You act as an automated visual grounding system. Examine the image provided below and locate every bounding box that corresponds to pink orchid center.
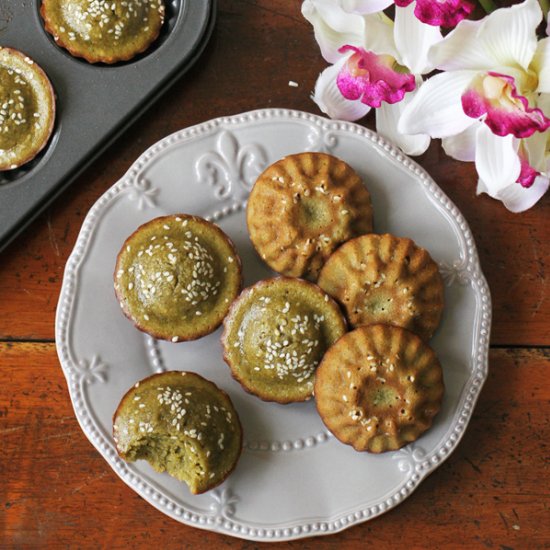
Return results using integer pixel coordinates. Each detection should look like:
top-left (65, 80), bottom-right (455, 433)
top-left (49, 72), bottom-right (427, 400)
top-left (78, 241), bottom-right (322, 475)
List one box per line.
top-left (336, 45), bottom-right (416, 109)
top-left (394, 0), bottom-right (474, 27)
top-left (462, 72), bottom-right (550, 139)
top-left (516, 153), bottom-right (539, 188)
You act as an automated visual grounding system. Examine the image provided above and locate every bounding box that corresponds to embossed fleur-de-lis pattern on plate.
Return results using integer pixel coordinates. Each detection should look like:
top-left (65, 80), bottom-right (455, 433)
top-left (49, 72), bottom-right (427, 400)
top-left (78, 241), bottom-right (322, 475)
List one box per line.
top-left (305, 126), bottom-right (338, 154)
top-left (391, 443), bottom-right (426, 473)
top-left (73, 355), bottom-right (108, 385)
top-left (195, 130), bottom-right (267, 199)
top-left (439, 260), bottom-right (471, 287)
top-left (209, 488), bottom-right (239, 519)
top-left (126, 178), bottom-right (159, 210)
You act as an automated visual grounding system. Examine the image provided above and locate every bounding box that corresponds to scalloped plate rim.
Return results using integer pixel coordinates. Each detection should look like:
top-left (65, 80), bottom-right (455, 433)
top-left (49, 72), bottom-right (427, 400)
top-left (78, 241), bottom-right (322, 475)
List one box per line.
top-left (55, 108), bottom-right (492, 541)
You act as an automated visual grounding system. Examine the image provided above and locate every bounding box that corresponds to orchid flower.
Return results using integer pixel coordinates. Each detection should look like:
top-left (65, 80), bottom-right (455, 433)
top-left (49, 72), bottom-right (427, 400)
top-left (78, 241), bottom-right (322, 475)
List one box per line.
top-left (394, 0), bottom-right (473, 27)
top-left (338, 0), bottom-right (393, 16)
top-left (302, 0), bottom-right (442, 155)
top-left (341, 0), bottom-right (474, 27)
top-left (399, 0), bottom-right (550, 211)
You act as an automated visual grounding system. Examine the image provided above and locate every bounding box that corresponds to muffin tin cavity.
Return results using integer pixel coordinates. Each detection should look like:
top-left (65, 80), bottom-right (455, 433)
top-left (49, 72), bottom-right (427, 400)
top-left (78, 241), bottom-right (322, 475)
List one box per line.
top-left (0, 125), bottom-right (60, 186)
top-left (0, 0), bottom-right (214, 250)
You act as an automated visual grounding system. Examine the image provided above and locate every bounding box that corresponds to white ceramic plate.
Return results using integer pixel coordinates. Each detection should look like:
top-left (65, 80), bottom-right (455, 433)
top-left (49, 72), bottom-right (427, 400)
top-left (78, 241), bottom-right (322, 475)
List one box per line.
top-left (56, 109), bottom-right (491, 541)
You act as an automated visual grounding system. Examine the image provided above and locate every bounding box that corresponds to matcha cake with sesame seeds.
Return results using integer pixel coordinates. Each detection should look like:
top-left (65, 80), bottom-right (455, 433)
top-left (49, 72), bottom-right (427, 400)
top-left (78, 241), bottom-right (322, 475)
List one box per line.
top-left (246, 152), bottom-right (373, 281)
top-left (221, 277), bottom-right (347, 403)
top-left (41, 0), bottom-right (165, 64)
top-left (114, 214), bottom-right (242, 342)
top-left (318, 233), bottom-right (444, 341)
top-left (113, 371), bottom-right (243, 494)
top-left (0, 48), bottom-right (55, 172)
top-left (315, 324), bottom-right (444, 453)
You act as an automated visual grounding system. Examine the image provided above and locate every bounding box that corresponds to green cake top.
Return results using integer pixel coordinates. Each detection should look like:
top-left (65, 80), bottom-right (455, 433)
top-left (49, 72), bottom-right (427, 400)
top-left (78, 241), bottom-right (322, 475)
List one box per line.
top-left (114, 214), bottom-right (242, 342)
top-left (222, 277), bottom-right (347, 403)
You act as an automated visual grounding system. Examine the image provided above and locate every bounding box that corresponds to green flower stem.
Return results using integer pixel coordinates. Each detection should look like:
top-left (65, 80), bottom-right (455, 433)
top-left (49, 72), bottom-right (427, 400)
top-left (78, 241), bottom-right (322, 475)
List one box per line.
top-left (539, 0), bottom-right (549, 20)
top-left (478, 0), bottom-right (497, 14)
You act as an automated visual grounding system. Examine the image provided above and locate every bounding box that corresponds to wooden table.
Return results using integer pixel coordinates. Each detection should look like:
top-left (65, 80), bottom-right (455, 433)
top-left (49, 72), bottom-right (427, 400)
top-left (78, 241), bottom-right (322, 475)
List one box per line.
top-left (2, 1), bottom-right (549, 547)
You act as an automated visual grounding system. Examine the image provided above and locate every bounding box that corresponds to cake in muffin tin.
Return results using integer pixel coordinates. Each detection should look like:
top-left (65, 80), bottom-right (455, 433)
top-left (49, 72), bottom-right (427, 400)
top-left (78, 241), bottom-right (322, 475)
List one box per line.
top-left (41, 0), bottom-right (166, 64)
top-left (0, 48), bottom-right (56, 171)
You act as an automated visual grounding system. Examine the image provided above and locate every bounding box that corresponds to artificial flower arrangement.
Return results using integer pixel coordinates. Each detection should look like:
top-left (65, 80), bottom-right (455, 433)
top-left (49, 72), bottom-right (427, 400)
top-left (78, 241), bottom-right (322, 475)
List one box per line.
top-left (302, 0), bottom-right (550, 212)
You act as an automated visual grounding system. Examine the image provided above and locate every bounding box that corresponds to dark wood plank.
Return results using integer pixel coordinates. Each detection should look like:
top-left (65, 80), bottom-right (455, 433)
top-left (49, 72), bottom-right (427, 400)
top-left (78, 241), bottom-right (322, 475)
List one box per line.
top-left (2, 343), bottom-right (549, 548)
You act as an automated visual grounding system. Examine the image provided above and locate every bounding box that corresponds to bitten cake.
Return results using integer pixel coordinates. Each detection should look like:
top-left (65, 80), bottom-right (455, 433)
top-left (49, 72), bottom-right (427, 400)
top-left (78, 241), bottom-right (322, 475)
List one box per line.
top-left (113, 371), bottom-right (243, 494)
top-left (315, 324), bottom-right (444, 453)
top-left (247, 152), bottom-right (373, 281)
top-left (221, 277), bottom-right (347, 403)
top-left (317, 233), bottom-right (444, 341)
top-left (114, 214), bottom-right (242, 342)
top-left (41, 0), bottom-right (165, 64)
top-left (0, 48), bottom-right (55, 171)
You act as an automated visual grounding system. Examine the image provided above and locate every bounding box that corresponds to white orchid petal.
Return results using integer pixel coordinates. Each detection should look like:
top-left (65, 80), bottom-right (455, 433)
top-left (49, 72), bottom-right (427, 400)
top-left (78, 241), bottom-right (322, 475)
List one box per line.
top-left (376, 85), bottom-right (430, 156)
top-left (302, 0), bottom-right (365, 34)
top-left (536, 91), bottom-right (550, 115)
top-left (393, 4), bottom-right (442, 74)
top-left (430, 0), bottom-right (541, 71)
top-left (441, 123), bottom-right (479, 161)
top-left (341, 0), bottom-right (393, 15)
top-left (532, 38), bottom-right (550, 93)
top-left (398, 70), bottom-right (477, 138)
top-left (361, 13), bottom-right (400, 59)
top-left (476, 177), bottom-right (489, 195)
top-left (479, 174), bottom-right (550, 212)
top-left (523, 128), bottom-right (550, 172)
top-left (429, 20), bottom-right (492, 70)
top-left (474, 125), bottom-right (521, 195)
top-left (302, 0), bottom-right (366, 62)
top-left (313, 60), bottom-right (372, 121)
top-left (528, 96), bottom-right (550, 172)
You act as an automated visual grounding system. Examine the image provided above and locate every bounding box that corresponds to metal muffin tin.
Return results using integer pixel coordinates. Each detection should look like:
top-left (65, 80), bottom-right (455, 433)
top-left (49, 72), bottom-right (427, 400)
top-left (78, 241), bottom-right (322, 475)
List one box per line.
top-left (0, 0), bottom-right (215, 251)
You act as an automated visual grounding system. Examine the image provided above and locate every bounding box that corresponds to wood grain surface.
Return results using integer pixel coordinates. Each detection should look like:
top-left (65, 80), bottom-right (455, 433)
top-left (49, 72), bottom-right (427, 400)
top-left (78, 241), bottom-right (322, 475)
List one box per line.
top-left (1, 1), bottom-right (549, 548)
